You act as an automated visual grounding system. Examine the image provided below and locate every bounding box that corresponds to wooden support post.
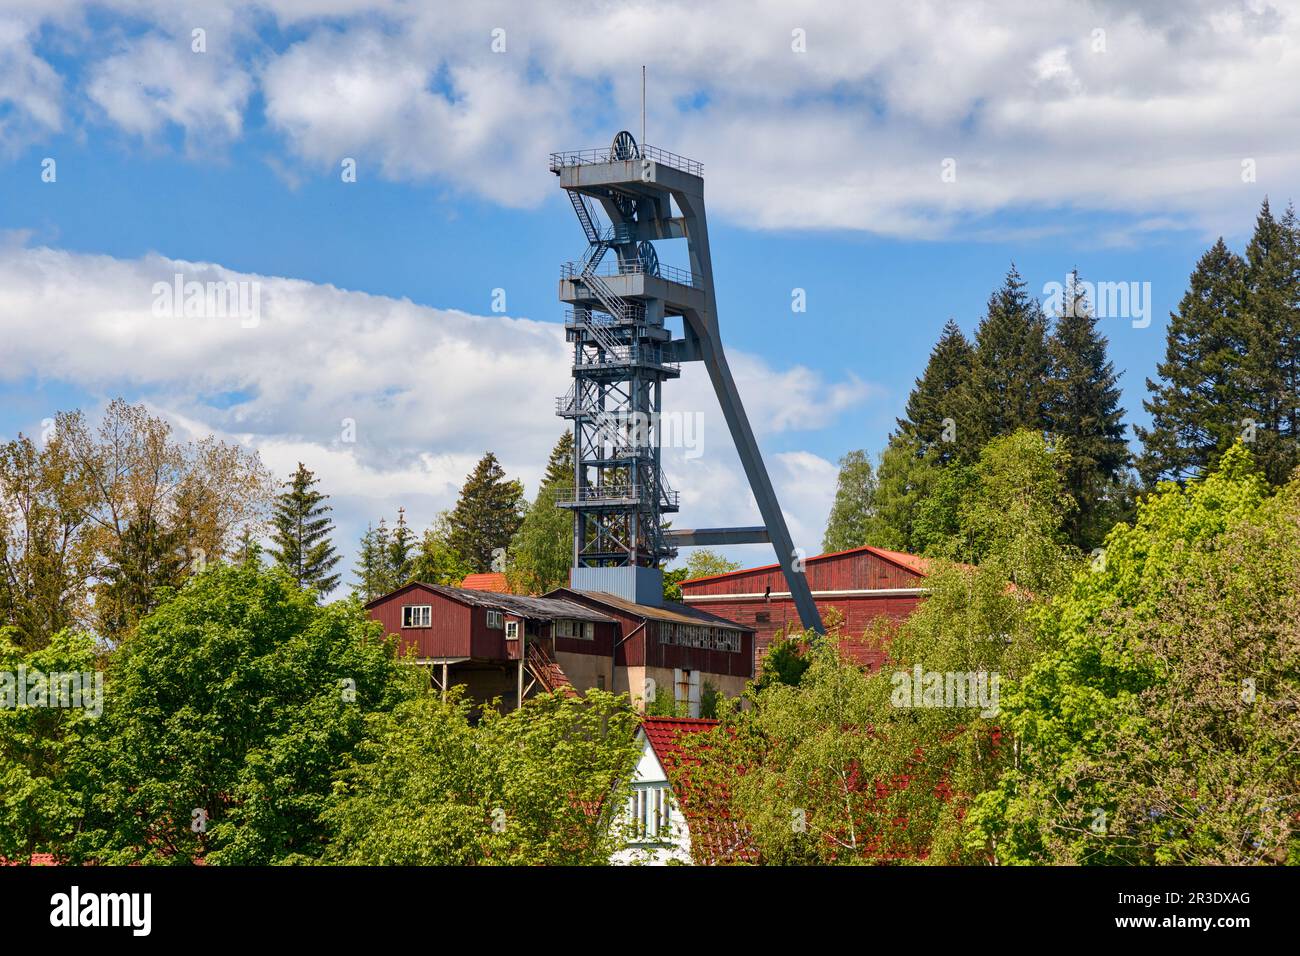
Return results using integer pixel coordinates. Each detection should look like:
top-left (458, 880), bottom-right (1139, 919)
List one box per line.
top-left (441, 661), bottom-right (448, 704)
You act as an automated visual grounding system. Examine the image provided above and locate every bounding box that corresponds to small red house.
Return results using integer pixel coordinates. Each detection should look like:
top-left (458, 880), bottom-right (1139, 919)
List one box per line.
top-left (366, 583), bottom-right (756, 714)
top-left (365, 583), bottom-right (619, 709)
top-left (678, 545), bottom-right (935, 669)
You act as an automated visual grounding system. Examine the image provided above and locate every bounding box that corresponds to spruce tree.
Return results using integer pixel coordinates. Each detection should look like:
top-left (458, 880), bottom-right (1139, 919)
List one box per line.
top-left (967, 266), bottom-right (1053, 454)
top-left (1239, 199), bottom-right (1300, 484)
top-left (447, 452), bottom-right (525, 573)
top-left (822, 450), bottom-right (879, 552)
top-left (1048, 271), bottom-right (1131, 549)
top-left (352, 524), bottom-right (382, 602)
top-left (1137, 239), bottom-right (1248, 484)
top-left (387, 507), bottom-right (416, 587)
top-left (268, 462), bottom-right (341, 598)
top-left (896, 318), bottom-right (975, 464)
top-left (543, 431), bottom-right (576, 488)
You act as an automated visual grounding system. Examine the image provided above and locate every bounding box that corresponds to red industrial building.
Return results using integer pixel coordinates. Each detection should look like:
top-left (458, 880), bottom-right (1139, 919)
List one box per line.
top-left (678, 545), bottom-right (934, 669)
top-left (365, 583), bottom-right (754, 714)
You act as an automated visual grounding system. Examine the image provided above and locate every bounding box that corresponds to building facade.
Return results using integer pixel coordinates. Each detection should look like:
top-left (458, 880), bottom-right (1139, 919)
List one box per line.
top-left (678, 545), bottom-right (934, 669)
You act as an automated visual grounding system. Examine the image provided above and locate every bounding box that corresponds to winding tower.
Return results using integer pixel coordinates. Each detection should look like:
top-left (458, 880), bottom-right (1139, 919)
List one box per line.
top-left (550, 132), bottom-right (823, 632)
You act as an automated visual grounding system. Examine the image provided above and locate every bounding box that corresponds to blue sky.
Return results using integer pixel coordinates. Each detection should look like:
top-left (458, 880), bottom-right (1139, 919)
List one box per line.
top-left (1, 0), bottom-right (1296, 579)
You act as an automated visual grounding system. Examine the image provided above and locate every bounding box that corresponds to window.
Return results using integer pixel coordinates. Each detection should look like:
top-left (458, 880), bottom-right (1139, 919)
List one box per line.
top-left (486, 610), bottom-right (503, 629)
top-left (555, 619), bottom-right (594, 640)
top-left (628, 784), bottom-right (673, 843)
top-left (755, 611), bottom-right (770, 624)
top-left (505, 620), bottom-right (519, 639)
top-left (401, 605), bottom-right (431, 628)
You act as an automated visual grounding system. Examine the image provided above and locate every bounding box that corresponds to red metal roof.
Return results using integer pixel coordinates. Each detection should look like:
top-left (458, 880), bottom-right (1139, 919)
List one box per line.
top-left (679, 544), bottom-right (937, 587)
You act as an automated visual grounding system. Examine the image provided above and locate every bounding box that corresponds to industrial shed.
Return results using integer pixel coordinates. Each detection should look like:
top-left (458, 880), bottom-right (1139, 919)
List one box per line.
top-left (678, 545), bottom-right (934, 669)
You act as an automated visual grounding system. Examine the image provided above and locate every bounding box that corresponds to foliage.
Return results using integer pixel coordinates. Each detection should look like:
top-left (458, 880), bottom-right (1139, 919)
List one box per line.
top-left (69, 558), bottom-right (415, 864)
top-left (662, 549), bottom-right (742, 603)
top-left (1139, 201), bottom-right (1300, 486)
top-left (269, 462), bottom-right (341, 598)
top-left (320, 689), bottom-right (642, 865)
top-left (506, 434), bottom-right (576, 595)
top-left (822, 449), bottom-right (880, 552)
top-left (0, 629), bottom-right (103, 860)
top-left (968, 443), bottom-right (1300, 865)
top-left (408, 511), bottom-right (473, 589)
top-left (1047, 272), bottom-right (1132, 550)
top-left (447, 452), bottom-right (525, 574)
top-left (0, 399), bottom-right (271, 647)
top-left (895, 317), bottom-right (974, 465)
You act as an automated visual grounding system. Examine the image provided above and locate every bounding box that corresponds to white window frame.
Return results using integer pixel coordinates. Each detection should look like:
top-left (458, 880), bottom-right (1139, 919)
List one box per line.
top-left (505, 620), bottom-right (519, 640)
top-left (401, 605), bottom-right (431, 628)
top-left (627, 783), bottom-right (673, 845)
top-left (486, 610), bottom-right (503, 629)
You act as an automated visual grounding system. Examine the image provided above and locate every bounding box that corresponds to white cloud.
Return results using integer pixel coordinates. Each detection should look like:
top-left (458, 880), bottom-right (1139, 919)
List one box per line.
top-left (5, 0), bottom-right (1297, 235)
top-left (86, 31), bottom-right (253, 150)
top-left (0, 18), bottom-right (62, 151)
top-left (0, 242), bottom-right (870, 581)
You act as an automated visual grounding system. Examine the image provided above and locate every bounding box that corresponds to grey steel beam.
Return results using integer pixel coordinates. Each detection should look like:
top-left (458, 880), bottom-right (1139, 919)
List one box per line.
top-left (663, 526), bottom-right (770, 547)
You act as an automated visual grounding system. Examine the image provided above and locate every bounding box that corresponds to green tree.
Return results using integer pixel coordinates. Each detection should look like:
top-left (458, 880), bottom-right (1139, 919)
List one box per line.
top-left (70, 560), bottom-right (415, 864)
top-left (448, 453), bottom-right (525, 574)
top-left (0, 628), bottom-right (103, 860)
top-left (320, 688), bottom-right (641, 865)
top-left (1048, 272), bottom-right (1132, 550)
top-left (0, 429), bottom-right (95, 650)
top-left (865, 439), bottom-right (943, 553)
top-left (968, 443), bottom-right (1299, 864)
top-left (1137, 238), bottom-right (1249, 484)
top-left (408, 511), bottom-right (473, 587)
top-left (1238, 199), bottom-right (1300, 485)
top-left (896, 318), bottom-right (975, 464)
top-left (352, 524), bottom-right (384, 602)
top-left (967, 266), bottom-right (1053, 453)
top-left (269, 462), bottom-right (341, 598)
top-left (506, 434), bottom-right (576, 595)
top-left (822, 450), bottom-right (879, 552)
top-left (386, 507), bottom-right (416, 587)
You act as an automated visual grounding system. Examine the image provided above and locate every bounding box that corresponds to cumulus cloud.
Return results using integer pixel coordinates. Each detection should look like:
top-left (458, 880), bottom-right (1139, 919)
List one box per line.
top-left (7, 0), bottom-right (1299, 235)
top-left (0, 242), bottom-right (869, 575)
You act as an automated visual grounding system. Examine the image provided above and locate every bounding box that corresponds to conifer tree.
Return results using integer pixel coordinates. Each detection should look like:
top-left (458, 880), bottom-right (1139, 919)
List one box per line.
top-left (352, 524), bottom-right (386, 602)
top-left (967, 266), bottom-right (1053, 453)
top-left (1048, 272), bottom-right (1131, 549)
top-left (1239, 199), bottom-right (1300, 484)
top-left (896, 318), bottom-right (974, 464)
top-left (1137, 238), bottom-right (1248, 484)
top-left (268, 462), bottom-right (341, 598)
top-left (447, 452), bottom-right (525, 573)
top-left (387, 507), bottom-right (416, 588)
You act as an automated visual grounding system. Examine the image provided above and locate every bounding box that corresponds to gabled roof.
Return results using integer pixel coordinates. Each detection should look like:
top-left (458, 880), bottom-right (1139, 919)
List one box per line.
top-left (679, 544), bottom-right (937, 587)
top-left (639, 717), bottom-right (759, 865)
top-left (365, 582), bottom-right (615, 624)
top-left (546, 588), bottom-right (753, 633)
